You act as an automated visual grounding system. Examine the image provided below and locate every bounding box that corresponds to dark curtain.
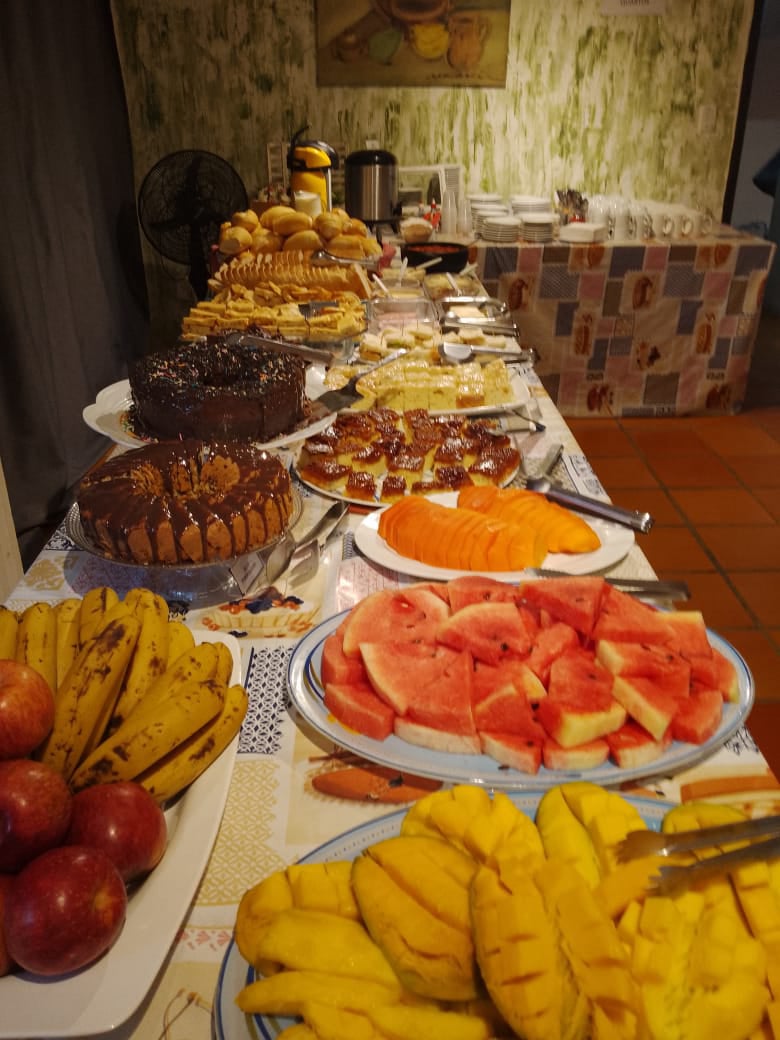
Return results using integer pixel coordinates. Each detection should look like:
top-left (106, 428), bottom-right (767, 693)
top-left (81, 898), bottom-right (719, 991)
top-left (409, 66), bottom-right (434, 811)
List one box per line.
top-left (0, 0), bottom-right (149, 566)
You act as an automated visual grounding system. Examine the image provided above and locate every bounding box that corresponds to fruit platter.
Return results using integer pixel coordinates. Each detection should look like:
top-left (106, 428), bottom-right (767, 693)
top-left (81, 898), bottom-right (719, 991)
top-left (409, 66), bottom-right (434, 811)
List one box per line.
top-left (288, 576), bottom-right (753, 791)
top-left (0, 589), bottom-right (246, 1037)
top-left (216, 782), bottom-right (778, 1040)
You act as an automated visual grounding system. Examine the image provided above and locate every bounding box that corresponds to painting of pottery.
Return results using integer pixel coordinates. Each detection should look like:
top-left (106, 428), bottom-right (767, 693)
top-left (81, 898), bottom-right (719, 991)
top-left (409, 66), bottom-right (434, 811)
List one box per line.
top-left (316, 0), bottom-right (510, 87)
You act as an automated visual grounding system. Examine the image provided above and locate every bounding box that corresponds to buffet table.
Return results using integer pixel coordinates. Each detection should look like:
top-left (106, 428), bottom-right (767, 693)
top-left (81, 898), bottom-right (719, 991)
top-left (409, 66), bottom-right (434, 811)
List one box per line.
top-left (473, 227), bottom-right (776, 417)
top-left (3, 371), bottom-right (778, 1039)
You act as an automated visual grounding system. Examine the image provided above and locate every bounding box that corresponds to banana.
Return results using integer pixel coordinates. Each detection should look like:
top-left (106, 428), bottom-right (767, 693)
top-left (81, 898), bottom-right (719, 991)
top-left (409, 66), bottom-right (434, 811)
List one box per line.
top-left (78, 586), bottom-right (120, 645)
top-left (15, 601), bottom-right (58, 692)
top-left (108, 589), bottom-right (171, 732)
top-left (70, 676), bottom-right (225, 790)
top-left (0, 605), bottom-right (19, 659)
top-left (166, 619), bottom-right (196, 661)
top-left (138, 681), bottom-right (248, 803)
top-left (53, 598), bottom-right (82, 688)
top-left (37, 614), bottom-right (141, 780)
top-left (213, 639), bottom-right (235, 686)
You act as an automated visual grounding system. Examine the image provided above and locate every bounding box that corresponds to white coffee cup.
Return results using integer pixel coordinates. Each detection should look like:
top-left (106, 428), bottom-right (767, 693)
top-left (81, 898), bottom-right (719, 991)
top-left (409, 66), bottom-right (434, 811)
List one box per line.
top-left (685, 207), bottom-right (714, 237)
top-left (611, 197), bottom-right (633, 241)
top-left (668, 204), bottom-right (695, 239)
top-left (644, 202), bottom-right (674, 239)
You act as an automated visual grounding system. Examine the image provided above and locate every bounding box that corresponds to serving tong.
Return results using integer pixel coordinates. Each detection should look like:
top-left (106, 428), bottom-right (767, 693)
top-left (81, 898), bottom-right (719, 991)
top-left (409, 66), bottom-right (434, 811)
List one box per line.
top-left (616, 815), bottom-right (780, 895)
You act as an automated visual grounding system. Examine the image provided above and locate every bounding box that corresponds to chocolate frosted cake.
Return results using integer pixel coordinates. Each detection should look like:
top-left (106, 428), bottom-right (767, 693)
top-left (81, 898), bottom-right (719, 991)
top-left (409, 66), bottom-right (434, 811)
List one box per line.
top-left (129, 336), bottom-right (308, 442)
top-left (77, 439), bottom-right (294, 564)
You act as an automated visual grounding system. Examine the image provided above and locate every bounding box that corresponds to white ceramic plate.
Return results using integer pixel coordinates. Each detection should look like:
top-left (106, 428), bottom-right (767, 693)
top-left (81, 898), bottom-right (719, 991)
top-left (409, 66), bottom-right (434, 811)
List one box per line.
top-left (212, 791), bottom-right (671, 1039)
top-left (353, 491), bottom-right (635, 579)
top-left (0, 629), bottom-right (242, 1038)
top-left (83, 372), bottom-right (333, 450)
top-left (287, 610), bottom-right (754, 793)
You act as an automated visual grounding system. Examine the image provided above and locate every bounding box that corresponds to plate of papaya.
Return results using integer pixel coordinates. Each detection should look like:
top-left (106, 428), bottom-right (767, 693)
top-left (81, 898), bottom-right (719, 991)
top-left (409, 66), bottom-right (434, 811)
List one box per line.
top-left (286, 576), bottom-right (753, 792)
top-left (353, 490), bottom-right (635, 579)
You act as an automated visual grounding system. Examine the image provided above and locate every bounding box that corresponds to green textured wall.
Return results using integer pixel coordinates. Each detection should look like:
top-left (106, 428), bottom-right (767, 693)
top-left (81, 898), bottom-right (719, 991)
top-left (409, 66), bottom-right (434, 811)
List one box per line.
top-left (110, 0), bottom-right (754, 339)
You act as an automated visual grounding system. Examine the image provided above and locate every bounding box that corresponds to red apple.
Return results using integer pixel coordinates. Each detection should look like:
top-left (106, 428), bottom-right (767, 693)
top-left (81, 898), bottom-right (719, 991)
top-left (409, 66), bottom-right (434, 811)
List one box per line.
top-left (4, 844), bottom-right (127, 975)
top-left (0, 874), bottom-right (15, 976)
top-left (65, 781), bottom-right (167, 884)
top-left (0, 660), bottom-right (55, 759)
top-left (0, 758), bottom-right (72, 872)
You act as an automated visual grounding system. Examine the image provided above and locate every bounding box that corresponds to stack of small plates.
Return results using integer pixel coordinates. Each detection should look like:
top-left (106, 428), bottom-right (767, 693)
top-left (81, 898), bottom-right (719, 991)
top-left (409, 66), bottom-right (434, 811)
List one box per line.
top-left (510, 194), bottom-right (551, 216)
top-left (481, 215), bottom-right (522, 242)
top-left (520, 211), bottom-right (557, 243)
top-left (472, 203), bottom-right (511, 237)
top-left (468, 192), bottom-right (504, 207)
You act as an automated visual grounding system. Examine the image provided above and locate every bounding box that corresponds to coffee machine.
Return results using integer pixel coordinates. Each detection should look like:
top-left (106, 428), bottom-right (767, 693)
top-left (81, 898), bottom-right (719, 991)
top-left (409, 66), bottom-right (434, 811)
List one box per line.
top-left (287, 126), bottom-right (338, 213)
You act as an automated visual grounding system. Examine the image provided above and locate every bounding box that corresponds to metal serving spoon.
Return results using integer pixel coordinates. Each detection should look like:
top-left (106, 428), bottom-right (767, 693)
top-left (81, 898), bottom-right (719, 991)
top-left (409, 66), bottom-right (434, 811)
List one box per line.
top-left (438, 341), bottom-right (537, 365)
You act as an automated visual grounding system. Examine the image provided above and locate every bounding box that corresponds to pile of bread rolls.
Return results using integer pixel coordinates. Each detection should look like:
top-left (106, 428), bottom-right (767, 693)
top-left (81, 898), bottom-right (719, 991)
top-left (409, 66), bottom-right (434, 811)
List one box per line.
top-left (218, 206), bottom-right (382, 261)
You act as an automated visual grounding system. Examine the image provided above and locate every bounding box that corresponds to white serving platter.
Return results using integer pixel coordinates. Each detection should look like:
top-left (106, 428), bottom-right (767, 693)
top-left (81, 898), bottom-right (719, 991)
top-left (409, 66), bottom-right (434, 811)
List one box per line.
top-left (287, 611), bottom-right (753, 793)
top-left (353, 491), bottom-right (635, 579)
top-left (0, 629), bottom-right (242, 1038)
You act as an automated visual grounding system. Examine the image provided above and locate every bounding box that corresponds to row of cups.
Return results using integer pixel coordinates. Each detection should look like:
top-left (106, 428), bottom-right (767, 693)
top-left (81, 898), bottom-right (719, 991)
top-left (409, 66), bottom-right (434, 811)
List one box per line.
top-left (587, 195), bottom-right (716, 242)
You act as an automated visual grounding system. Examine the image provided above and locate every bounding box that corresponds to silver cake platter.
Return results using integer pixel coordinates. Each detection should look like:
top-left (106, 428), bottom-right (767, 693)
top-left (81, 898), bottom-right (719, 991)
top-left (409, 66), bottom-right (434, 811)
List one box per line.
top-left (64, 491), bottom-right (303, 609)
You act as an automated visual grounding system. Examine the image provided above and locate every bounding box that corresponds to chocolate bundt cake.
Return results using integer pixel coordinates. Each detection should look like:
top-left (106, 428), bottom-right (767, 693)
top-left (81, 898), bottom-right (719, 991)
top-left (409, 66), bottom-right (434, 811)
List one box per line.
top-left (77, 440), bottom-right (294, 564)
top-left (129, 336), bottom-right (308, 442)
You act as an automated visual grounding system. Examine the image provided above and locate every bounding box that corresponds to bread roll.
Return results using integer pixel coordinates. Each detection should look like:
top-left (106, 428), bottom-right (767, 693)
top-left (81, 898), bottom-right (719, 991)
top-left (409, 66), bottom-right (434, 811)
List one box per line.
top-left (250, 228), bottom-right (283, 254)
top-left (282, 229), bottom-right (323, 252)
top-left (273, 210), bottom-right (314, 237)
top-left (343, 217), bottom-right (369, 238)
top-left (219, 225), bottom-right (253, 255)
top-left (314, 211), bottom-right (346, 241)
top-left (232, 209), bottom-right (260, 232)
top-left (260, 205), bottom-right (296, 230)
top-left (327, 234), bottom-right (366, 260)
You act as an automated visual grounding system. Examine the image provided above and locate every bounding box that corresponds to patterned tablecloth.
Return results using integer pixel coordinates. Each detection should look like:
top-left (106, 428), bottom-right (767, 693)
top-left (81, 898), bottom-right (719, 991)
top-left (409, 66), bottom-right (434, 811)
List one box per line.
top-left (4, 374), bottom-right (778, 1039)
top-left (473, 227), bottom-right (776, 417)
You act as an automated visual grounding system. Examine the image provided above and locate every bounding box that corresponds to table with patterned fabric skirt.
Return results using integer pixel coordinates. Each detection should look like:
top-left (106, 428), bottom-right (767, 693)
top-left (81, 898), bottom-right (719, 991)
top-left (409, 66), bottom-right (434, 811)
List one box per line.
top-left (473, 227), bottom-right (776, 417)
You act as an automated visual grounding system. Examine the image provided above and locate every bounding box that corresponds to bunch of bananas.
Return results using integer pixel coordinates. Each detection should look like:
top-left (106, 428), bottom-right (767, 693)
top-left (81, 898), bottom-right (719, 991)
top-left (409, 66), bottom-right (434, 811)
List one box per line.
top-left (234, 782), bottom-right (779, 1040)
top-left (0, 587), bottom-right (247, 803)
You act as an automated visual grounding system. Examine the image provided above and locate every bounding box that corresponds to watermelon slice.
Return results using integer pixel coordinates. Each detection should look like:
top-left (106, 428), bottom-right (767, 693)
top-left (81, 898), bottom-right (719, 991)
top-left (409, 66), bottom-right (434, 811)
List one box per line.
top-left (341, 587), bottom-right (450, 658)
top-left (436, 601), bottom-right (534, 664)
top-left (525, 622), bottom-right (581, 685)
top-left (671, 687), bottom-right (723, 744)
top-left (538, 655), bottom-right (625, 747)
top-left (473, 658), bottom-right (547, 705)
top-left (393, 716), bottom-right (482, 755)
top-left (591, 586), bottom-right (675, 645)
top-left (323, 681), bottom-right (396, 741)
top-left (321, 631), bottom-right (369, 687)
top-left (606, 721), bottom-right (673, 769)
top-left (663, 610), bottom-right (713, 659)
top-left (595, 640), bottom-right (691, 699)
top-left (547, 650), bottom-right (615, 701)
top-left (543, 738), bottom-right (610, 771)
top-left (480, 731), bottom-right (543, 774)
top-left (710, 646), bottom-right (740, 703)
top-left (360, 641), bottom-right (464, 715)
top-left (519, 576), bottom-right (606, 638)
top-left (405, 651), bottom-right (477, 736)
top-left (611, 675), bottom-right (681, 741)
top-left (446, 575), bottom-right (520, 613)
top-left (472, 686), bottom-right (544, 737)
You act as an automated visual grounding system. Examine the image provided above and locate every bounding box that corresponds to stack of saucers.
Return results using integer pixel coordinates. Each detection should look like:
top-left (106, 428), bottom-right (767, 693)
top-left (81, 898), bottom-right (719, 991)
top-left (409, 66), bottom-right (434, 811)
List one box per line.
top-left (481, 214), bottom-right (522, 243)
top-left (510, 194), bottom-right (551, 217)
top-left (468, 192), bottom-right (504, 207)
top-left (472, 203), bottom-right (511, 237)
top-left (520, 211), bottom-right (557, 242)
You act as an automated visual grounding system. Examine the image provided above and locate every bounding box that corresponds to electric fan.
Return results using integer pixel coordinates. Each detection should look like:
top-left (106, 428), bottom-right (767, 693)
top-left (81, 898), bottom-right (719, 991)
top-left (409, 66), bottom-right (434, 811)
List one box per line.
top-left (137, 150), bottom-right (248, 298)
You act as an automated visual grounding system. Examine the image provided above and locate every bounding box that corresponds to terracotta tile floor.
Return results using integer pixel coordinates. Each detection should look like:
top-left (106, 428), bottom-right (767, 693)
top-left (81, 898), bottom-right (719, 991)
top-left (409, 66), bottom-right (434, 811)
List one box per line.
top-left (567, 398), bottom-right (780, 780)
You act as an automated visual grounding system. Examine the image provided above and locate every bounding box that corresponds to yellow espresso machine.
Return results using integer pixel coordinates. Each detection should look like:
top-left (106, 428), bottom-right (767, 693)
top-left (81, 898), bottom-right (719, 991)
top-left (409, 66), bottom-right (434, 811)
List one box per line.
top-left (287, 126), bottom-right (338, 213)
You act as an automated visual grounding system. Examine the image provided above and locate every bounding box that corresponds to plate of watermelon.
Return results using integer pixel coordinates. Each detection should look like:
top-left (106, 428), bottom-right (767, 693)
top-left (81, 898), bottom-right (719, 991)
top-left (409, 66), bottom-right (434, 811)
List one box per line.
top-left (353, 493), bottom-right (635, 580)
top-left (287, 577), bottom-right (754, 791)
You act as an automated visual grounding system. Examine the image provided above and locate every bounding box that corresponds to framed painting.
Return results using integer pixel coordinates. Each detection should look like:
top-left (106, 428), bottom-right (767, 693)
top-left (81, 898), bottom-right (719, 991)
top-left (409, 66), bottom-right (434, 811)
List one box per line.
top-left (315, 0), bottom-right (511, 87)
